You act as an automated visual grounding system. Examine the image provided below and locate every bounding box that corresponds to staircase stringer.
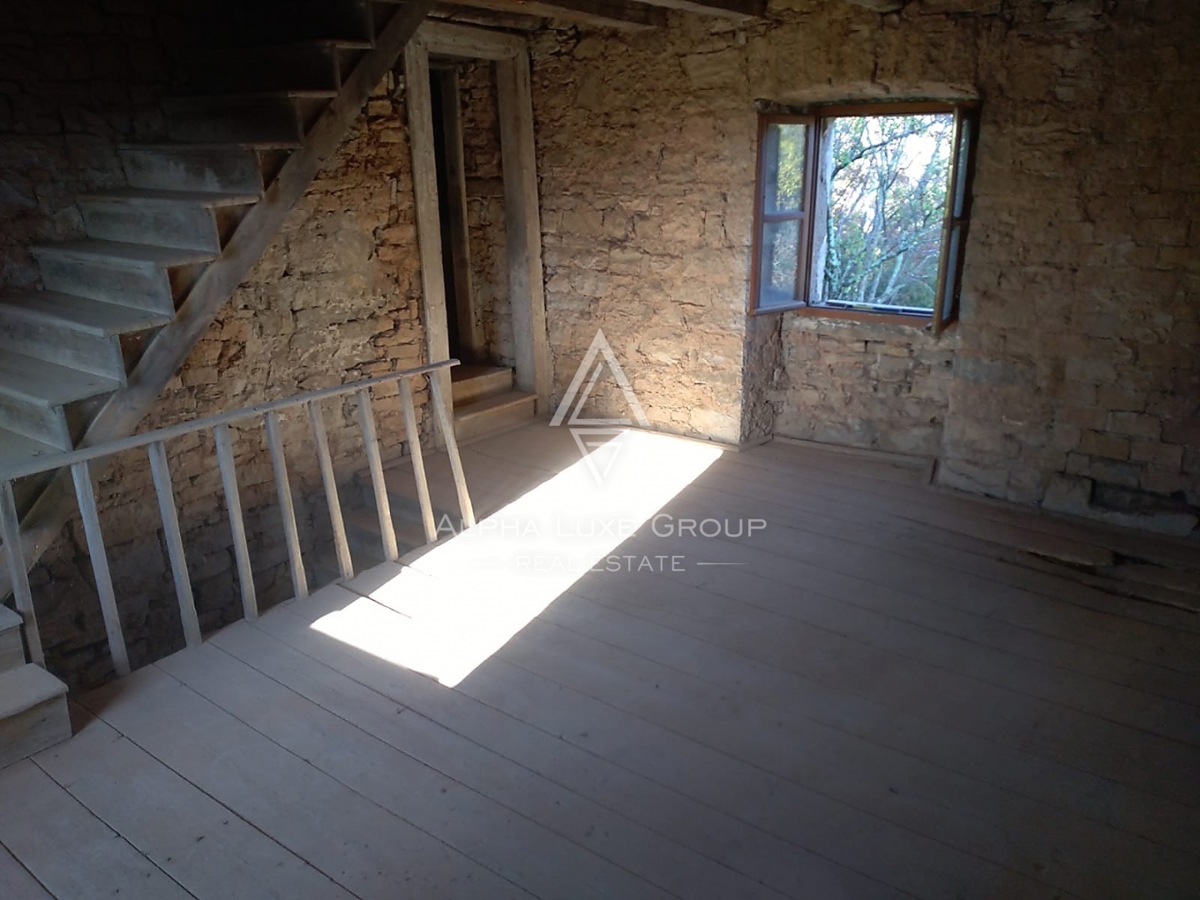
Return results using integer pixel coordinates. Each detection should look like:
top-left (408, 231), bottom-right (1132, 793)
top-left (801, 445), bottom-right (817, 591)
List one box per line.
top-left (1, 0), bottom-right (438, 599)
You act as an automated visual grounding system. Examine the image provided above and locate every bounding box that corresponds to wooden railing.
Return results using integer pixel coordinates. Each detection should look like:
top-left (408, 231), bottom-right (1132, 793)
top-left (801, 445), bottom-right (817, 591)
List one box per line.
top-left (0, 361), bottom-right (475, 677)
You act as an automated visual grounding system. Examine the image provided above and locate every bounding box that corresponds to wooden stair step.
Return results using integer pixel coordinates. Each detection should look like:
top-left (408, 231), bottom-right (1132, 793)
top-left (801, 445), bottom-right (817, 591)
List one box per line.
top-left (0, 664), bottom-right (70, 770)
top-left (343, 507), bottom-right (430, 557)
top-left (118, 143), bottom-right (288, 194)
top-left (0, 291), bottom-right (172, 336)
top-left (31, 240), bottom-right (217, 271)
top-left (0, 427), bottom-right (64, 468)
top-left (454, 390), bottom-right (538, 443)
top-left (76, 188), bottom-right (262, 207)
top-left (451, 364), bottom-right (514, 406)
top-left (77, 190), bottom-right (260, 253)
top-left (163, 91), bottom-right (336, 144)
top-left (0, 605), bottom-right (24, 673)
top-left (178, 39), bottom-right (373, 93)
top-left (0, 350), bottom-right (121, 408)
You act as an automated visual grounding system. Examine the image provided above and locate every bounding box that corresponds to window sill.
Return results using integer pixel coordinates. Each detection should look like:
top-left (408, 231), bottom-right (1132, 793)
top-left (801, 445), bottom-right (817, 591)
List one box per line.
top-left (793, 306), bottom-right (933, 328)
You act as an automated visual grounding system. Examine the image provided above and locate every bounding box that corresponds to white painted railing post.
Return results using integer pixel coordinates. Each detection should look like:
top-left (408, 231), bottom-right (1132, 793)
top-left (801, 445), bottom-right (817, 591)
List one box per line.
top-left (265, 411), bottom-right (308, 600)
top-left (213, 424), bottom-right (257, 620)
top-left (307, 400), bottom-right (353, 580)
top-left (357, 388), bottom-right (399, 562)
top-left (399, 379), bottom-right (438, 543)
top-left (428, 374), bottom-right (475, 528)
top-left (0, 480), bottom-right (43, 666)
top-left (70, 461), bottom-right (131, 677)
top-left (147, 441), bottom-right (202, 648)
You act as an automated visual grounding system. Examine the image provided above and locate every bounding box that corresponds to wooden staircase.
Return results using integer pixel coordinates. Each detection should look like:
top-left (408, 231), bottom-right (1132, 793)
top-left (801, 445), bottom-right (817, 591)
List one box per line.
top-left (0, 0), bottom-right (436, 580)
top-left (0, 0), bottom-right (437, 765)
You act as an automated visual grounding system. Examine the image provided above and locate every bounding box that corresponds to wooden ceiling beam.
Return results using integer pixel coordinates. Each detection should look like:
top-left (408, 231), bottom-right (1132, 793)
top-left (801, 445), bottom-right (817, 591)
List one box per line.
top-left (631, 0), bottom-right (765, 22)
top-left (441, 0), bottom-right (666, 30)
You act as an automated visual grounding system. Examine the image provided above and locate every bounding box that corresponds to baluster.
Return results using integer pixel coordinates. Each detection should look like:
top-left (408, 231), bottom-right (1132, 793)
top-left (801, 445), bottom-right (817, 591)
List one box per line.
top-left (399, 378), bottom-right (437, 543)
top-left (147, 440), bottom-right (201, 647)
top-left (428, 373), bottom-right (475, 528)
top-left (357, 388), bottom-right (398, 562)
top-left (0, 480), bottom-right (43, 665)
top-left (307, 400), bottom-right (353, 580)
top-left (214, 424), bottom-right (257, 620)
top-left (70, 461), bottom-right (130, 677)
top-left (265, 411), bottom-right (308, 600)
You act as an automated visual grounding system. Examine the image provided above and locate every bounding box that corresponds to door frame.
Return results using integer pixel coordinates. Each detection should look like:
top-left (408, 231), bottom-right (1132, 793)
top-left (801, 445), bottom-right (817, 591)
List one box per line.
top-left (405, 21), bottom-right (552, 420)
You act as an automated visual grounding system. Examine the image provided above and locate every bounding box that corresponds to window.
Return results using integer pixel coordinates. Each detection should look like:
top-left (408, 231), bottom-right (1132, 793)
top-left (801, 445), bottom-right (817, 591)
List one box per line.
top-left (749, 102), bottom-right (979, 334)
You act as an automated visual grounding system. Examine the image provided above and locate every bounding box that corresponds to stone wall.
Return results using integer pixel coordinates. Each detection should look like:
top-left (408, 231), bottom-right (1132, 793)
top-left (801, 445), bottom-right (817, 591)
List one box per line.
top-left (459, 60), bottom-right (514, 367)
top-left (2, 5), bottom-right (431, 687)
top-left (530, 0), bottom-right (1199, 526)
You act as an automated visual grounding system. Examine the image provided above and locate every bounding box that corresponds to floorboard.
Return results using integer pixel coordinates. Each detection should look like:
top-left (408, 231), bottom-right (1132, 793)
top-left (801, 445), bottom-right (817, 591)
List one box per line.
top-left (0, 759), bottom-right (193, 900)
top-left (32, 706), bottom-right (353, 900)
top-left (6, 422), bottom-right (1198, 900)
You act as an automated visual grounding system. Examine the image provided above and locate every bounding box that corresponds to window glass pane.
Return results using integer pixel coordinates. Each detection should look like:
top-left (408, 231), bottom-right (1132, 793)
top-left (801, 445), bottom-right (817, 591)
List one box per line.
top-left (758, 219), bottom-right (800, 308)
top-left (816, 113), bottom-right (953, 313)
top-left (952, 116), bottom-right (972, 218)
top-left (762, 123), bottom-right (807, 213)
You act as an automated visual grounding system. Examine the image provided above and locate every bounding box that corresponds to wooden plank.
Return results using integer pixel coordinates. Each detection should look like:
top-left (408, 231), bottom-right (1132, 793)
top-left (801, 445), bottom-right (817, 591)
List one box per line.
top-left (399, 378), bottom-right (438, 542)
top-left (307, 400), bottom-right (353, 579)
top-left (147, 440), bottom-right (201, 648)
top-left (532, 592), bottom-right (1200, 889)
top-left (428, 373), bottom-right (476, 526)
top-left (211, 620), bottom-right (785, 900)
top-left (70, 460), bottom-right (130, 677)
top-left (213, 423), bottom-right (257, 619)
top-left (434, 67), bottom-right (485, 362)
top-left (0, 760), bottom-right (191, 900)
top-left (35, 707), bottom-right (355, 900)
top-left (159, 641), bottom-right (682, 900)
top-left (254, 593), bottom-right (901, 900)
top-left (0, 479), bottom-right (41, 664)
top-left (0, 841), bottom-right (51, 900)
top-left (78, 664), bottom-right (530, 900)
top-left (461, 657), bottom-right (1064, 899)
top-left (446, 0), bottom-right (665, 29)
top-left (404, 36), bottom-right (454, 421)
top-left (356, 388), bottom-right (399, 561)
top-left (497, 49), bottom-right (551, 408)
top-left (418, 19), bottom-right (525, 58)
top-left (264, 411), bottom-right (308, 600)
top-left (4, 0), bottom-right (438, 612)
top-left (672, 472), bottom-right (1200, 724)
top-left (633, 0), bottom-right (765, 19)
top-left (562, 570), bottom-right (1200, 855)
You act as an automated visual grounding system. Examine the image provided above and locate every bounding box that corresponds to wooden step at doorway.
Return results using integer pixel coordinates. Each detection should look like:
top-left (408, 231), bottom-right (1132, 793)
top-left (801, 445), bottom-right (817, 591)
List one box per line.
top-left (0, 664), bottom-right (70, 770)
top-left (451, 364), bottom-right (514, 406)
top-left (455, 390), bottom-right (537, 444)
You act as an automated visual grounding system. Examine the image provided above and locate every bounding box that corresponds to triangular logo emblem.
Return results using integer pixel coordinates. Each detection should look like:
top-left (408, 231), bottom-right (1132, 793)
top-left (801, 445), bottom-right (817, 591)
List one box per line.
top-left (551, 330), bottom-right (649, 484)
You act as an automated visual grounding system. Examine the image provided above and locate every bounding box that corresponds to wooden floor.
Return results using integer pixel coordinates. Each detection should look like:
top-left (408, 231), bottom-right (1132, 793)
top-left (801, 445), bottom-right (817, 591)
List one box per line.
top-left (3, 423), bottom-right (1199, 900)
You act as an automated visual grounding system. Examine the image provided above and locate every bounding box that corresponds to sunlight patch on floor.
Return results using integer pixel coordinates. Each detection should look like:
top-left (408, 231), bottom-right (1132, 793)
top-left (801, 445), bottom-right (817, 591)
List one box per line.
top-left (310, 429), bottom-right (724, 686)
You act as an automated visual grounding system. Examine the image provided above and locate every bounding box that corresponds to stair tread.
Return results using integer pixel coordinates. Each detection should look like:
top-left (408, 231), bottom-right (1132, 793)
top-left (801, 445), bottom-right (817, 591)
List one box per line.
top-left (454, 389), bottom-right (537, 419)
top-left (120, 140), bottom-right (302, 151)
top-left (163, 89), bottom-right (338, 106)
top-left (0, 604), bottom-right (22, 634)
top-left (77, 188), bottom-right (261, 207)
top-left (225, 38), bottom-right (374, 52)
top-left (0, 664), bottom-right (67, 720)
top-left (31, 240), bottom-right (217, 268)
top-left (0, 291), bottom-right (172, 336)
top-left (0, 351), bottom-right (121, 408)
top-left (451, 364), bottom-right (514, 382)
top-left (0, 427), bottom-right (67, 467)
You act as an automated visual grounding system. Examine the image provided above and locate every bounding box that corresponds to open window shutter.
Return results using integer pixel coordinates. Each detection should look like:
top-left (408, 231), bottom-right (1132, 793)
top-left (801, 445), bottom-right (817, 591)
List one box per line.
top-left (932, 105), bottom-right (979, 336)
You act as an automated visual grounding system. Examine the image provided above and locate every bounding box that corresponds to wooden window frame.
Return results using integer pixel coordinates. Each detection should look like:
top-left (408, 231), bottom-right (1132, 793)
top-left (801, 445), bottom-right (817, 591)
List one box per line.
top-left (749, 101), bottom-right (980, 336)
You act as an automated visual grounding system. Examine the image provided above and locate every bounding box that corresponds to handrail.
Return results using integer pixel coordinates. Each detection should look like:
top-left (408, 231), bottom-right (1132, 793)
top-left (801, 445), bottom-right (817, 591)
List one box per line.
top-left (0, 359), bottom-right (475, 676)
top-left (0, 360), bottom-right (456, 482)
